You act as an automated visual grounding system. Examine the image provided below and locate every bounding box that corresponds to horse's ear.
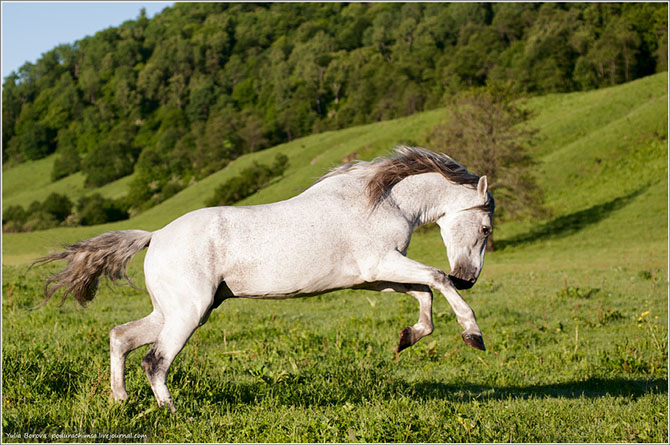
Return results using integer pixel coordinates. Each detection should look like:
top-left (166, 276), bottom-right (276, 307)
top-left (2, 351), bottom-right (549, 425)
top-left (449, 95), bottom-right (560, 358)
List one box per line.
top-left (477, 176), bottom-right (488, 199)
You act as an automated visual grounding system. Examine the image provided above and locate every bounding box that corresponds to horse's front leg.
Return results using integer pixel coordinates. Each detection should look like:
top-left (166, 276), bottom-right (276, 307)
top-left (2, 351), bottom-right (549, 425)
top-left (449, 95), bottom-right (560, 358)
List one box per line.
top-left (360, 282), bottom-right (434, 353)
top-left (369, 252), bottom-right (485, 351)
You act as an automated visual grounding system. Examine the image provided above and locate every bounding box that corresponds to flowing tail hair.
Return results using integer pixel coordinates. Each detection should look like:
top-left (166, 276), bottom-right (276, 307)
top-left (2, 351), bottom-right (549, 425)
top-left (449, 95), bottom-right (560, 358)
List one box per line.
top-left (32, 230), bottom-right (153, 308)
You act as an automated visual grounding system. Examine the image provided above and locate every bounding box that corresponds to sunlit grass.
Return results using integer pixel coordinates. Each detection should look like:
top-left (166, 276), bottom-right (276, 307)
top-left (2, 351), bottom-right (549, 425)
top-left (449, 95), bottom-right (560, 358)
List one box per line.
top-left (2, 73), bottom-right (667, 442)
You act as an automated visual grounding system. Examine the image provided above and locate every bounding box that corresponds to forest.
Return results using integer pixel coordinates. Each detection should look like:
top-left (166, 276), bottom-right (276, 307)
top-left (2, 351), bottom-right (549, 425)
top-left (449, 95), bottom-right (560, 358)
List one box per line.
top-left (2, 2), bottom-right (667, 219)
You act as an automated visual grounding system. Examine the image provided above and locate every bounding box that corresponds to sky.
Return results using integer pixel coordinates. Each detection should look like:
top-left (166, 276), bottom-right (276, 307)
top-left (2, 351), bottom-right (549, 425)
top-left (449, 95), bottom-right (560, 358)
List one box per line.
top-left (2, 1), bottom-right (174, 81)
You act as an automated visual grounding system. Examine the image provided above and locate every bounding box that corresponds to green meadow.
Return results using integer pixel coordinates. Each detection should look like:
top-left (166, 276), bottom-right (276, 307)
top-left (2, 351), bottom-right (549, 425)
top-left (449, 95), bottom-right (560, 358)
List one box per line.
top-left (2, 73), bottom-right (667, 442)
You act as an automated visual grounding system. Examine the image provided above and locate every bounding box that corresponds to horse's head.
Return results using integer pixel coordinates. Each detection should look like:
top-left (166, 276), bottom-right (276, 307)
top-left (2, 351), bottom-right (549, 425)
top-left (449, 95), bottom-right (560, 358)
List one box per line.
top-left (437, 176), bottom-right (494, 290)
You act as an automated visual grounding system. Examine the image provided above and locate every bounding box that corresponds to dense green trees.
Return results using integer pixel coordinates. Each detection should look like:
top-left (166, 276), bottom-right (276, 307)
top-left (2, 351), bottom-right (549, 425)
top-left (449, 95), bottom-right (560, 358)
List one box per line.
top-left (2, 3), bottom-right (667, 216)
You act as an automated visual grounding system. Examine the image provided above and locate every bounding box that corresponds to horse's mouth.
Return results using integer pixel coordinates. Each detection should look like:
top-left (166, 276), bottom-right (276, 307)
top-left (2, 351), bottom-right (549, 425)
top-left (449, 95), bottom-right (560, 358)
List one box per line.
top-left (448, 275), bottom-right (476, 290)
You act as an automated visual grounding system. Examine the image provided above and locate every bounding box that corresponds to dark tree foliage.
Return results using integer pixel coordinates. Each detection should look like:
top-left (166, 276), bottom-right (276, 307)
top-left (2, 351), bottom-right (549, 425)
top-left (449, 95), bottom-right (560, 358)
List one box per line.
top-left (82, 140), bottom-right (137, 187)
top-left (2, 192), bottom-right (129, 232)
top-left (17, 122), bottom-right (54, 161)
top-left (2, 205), bottom-right (29, 229)
top-left (51, 129), bottom-right (82, 181)
top-left (41, 193), bottom-right (74, 222)
top-left (77, 194), bottom-right (129, 226)
top-left (206, 153), bottom-right (289, 207)
top-left (2, 193), bottom-right (73, 232)
top-left (1, 2), bottom-right (666, 199)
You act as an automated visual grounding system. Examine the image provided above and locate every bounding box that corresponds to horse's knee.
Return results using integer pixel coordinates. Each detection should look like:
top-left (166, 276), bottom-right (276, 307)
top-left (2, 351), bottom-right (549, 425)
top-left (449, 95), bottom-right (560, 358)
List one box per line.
top-left (109, 326), bottom-right (127, 354)
top-left (431, 269), bottom-right (450, 288)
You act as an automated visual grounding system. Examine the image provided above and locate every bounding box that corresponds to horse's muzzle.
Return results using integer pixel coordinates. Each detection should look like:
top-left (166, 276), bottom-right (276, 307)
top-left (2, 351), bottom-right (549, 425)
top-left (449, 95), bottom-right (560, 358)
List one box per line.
top-left (448, 275), bottom-right (476, 290)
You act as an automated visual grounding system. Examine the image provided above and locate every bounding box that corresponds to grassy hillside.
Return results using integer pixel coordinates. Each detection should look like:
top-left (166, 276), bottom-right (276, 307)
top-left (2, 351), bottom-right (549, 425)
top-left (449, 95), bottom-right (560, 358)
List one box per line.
top-left (2, 74), bottom-right (667, 442)
top-left (1, 157), bottom-right (133, 210)
top-left (1, 108), bottom-right (444, 264)
top-left (3, 74), bottom-right (667, 265)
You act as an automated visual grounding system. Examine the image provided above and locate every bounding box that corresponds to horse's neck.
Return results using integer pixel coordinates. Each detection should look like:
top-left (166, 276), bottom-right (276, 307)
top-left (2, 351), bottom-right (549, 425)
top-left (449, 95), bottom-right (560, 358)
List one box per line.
top-left (389, 173), bottom-right (471, 229)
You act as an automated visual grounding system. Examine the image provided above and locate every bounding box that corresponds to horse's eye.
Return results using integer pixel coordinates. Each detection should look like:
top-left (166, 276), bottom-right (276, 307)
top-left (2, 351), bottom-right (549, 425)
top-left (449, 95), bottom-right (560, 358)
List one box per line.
top-left (482, 226), bottom-right (491, 236)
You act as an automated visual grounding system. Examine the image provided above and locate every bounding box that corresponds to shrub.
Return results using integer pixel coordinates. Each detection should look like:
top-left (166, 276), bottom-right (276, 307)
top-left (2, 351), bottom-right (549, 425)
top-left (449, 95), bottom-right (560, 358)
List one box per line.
top-left (2, 205), bottom-right (28, 226)
top-left (3, 194), bottom-right (73, 232)
top-left (161, 181), bottom-right (183, 201)
top-left (77, 194), bottom-right (130, 226)
top-left (127, 145), bottom-right (191, 212)
top-left (2, 205), bottom-right (30, 232)
top-left (3, 192), bottom-right (130, 232)
top-left (23, 210), bottom-right (59, 231)
top-left (206, 153), bottom-right (289, 207)
top-left (41, 193), bottom-right (73, 222)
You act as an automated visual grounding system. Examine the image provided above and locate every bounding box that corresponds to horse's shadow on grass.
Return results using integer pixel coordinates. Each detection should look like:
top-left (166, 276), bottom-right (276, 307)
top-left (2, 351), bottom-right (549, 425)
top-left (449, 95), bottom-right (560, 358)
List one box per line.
top-left (404, 376), bottom-right (667, 402)
top-left (190, 374), bottom-right (666, 408)
top-left (496, 185), bottom-right (649, 250)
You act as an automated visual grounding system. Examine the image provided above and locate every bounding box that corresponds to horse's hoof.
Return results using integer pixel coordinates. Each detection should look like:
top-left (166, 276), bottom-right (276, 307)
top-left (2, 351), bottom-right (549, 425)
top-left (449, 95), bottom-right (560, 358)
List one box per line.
top-left (396, 327), bottom-right (413, 353)
top-left (111, 391), bottom-right (128, 402)
top-left (158, 400), bottom-right (177, 414)
top-left (462, 332), bottom-right (486, 351)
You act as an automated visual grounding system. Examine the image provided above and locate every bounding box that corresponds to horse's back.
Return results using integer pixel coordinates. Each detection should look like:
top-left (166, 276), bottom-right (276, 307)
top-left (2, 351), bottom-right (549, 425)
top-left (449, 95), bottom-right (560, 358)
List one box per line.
top-left (144, 179), bottom-right (399, 299)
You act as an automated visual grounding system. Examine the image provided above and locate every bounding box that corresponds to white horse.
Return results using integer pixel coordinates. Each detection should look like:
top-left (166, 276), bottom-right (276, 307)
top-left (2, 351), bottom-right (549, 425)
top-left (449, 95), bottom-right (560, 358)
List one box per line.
top-left (37, 146), bottom-right (494, 412)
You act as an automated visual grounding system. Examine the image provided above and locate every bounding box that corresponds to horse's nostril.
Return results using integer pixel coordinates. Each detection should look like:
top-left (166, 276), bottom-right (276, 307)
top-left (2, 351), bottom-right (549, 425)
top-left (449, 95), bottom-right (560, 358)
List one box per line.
top-left (448, 275), bottom-right (475, 290)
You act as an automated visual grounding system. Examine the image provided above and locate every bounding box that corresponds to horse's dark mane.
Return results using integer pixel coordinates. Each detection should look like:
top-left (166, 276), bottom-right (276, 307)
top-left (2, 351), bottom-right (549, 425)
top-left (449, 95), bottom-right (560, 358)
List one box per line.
top-left (317, 146), bottom-right (480, 207)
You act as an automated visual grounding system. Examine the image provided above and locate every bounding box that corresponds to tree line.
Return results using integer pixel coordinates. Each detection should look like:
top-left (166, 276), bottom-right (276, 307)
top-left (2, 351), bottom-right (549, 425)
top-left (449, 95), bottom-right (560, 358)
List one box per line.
top-left (2, 2), bottom-right (667, 216)
top-left (2, 193), bottom-right (128, 232)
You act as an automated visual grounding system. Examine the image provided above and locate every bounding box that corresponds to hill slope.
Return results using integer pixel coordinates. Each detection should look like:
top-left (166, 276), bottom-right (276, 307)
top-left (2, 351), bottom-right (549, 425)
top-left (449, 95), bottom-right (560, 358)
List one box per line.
top-left (2, 73), bottom-right (667, 266)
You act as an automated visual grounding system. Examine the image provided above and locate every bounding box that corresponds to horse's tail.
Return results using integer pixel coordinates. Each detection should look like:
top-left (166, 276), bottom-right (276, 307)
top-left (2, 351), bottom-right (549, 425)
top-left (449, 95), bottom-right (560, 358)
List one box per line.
top-left (32, 230), bottom-right (153, 308)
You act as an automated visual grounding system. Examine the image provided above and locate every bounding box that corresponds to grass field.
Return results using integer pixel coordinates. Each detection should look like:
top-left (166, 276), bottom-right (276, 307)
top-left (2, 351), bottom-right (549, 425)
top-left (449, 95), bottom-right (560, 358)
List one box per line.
top-left (2, 73), bottom-right (668, 442)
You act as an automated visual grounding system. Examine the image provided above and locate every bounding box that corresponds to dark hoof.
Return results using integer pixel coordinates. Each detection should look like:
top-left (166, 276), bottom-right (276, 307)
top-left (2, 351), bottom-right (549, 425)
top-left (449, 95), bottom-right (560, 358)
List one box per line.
top-left (462, 332), bottom-right (486, 351)
top-left (396, 327), bottom-right (413, 353)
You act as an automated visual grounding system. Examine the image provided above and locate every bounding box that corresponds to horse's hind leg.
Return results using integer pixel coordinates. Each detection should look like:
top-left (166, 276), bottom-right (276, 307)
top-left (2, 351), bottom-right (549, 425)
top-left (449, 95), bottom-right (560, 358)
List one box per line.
top-left (141, 312), bottom-right (204, 412)
top-left (109, 311), bottom-right (164, 401)
top-left (397, 285), bottom-right (433, 353)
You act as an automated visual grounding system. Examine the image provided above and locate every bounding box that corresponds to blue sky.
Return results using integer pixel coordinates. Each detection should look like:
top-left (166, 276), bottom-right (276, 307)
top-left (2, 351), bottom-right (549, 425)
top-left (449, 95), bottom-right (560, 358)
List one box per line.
top-left (2, 1), bottom-right (174, 81)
